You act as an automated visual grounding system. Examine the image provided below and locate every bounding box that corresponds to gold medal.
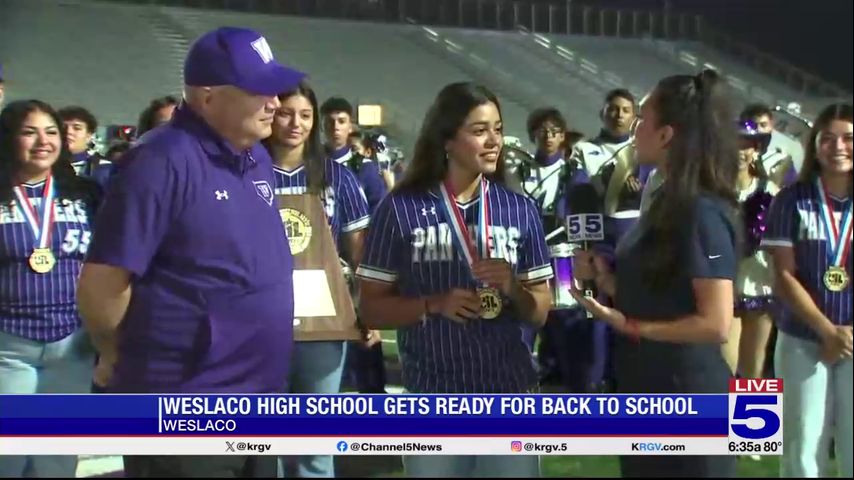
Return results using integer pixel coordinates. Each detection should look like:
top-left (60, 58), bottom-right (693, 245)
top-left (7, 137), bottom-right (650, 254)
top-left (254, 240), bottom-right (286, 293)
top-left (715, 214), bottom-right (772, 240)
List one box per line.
top-left (29, 248), bottom-right (56, 274)
top-left (478, 288), bottom-right (503, 320)
top-left (824, 266), bottom-right (850, 292)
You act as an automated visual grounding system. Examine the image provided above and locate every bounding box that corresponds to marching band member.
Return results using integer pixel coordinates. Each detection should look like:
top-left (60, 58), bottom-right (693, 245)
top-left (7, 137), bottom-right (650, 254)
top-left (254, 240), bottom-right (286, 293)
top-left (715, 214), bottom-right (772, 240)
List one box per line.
top-left (740, 103), bottom-right (804, 187)
top-left (0, 100), bottom-right (101, 478)
top-left (264, 81), bottom-right (371, 478)
top-left (762, 103), bottom-right (852, 478)
top-left (321, 101), bottom-right (390, 396)
top-left (349, 131), bottom-right (395, 191)
top-left (520, 107), bottom-right (603, 391)
top-left (570, 89), bottom-right (637, 186)
top-left (522, 108), bottom-right (588, 231)
top-left (722, 120), bottom-right (779, 378)
top-left (136, 95), bottom-right (179, 137)
top-left (571, 70), bottom-right (739, 477)
top-left (57, 106), bottom-right (111, 188)
top-left (356, 82), bottom-right (552, 477)
top-left (320, 97), bottom-right (388, 210)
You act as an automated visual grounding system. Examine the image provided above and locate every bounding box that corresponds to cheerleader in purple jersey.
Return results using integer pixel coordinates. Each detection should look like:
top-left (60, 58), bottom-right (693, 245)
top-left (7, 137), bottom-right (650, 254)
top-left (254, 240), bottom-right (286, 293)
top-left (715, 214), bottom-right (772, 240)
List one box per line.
top-left (356, 83), bottom-right (553, 478)
top-left (762, 103), bottom-right (852, 478)
top-left (0, 100), bottom-right (101, 477)
top-left (722, 120), bottom-right (779, 378)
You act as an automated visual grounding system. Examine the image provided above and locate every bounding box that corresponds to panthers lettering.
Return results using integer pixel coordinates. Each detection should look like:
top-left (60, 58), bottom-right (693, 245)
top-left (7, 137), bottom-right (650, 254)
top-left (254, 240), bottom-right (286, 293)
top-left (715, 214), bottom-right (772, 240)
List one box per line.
top-left (411, 224), bottom-right (521, 265)
top-left (356, 180), bottom-right (553, 393)
top-left (0, 182), bottom-right (95, 342)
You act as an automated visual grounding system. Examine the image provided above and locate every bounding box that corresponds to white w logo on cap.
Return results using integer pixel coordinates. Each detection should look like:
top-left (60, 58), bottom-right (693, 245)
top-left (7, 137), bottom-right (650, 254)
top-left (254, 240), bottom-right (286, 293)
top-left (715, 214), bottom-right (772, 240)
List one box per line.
top-left (250, 37), bottom-right (274, 64)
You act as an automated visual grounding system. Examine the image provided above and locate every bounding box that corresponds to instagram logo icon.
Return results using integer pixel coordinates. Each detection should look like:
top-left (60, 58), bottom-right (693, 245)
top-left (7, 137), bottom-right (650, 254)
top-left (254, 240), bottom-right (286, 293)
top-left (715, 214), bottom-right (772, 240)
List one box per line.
top-left (511, 441), bottom-right (523, 452)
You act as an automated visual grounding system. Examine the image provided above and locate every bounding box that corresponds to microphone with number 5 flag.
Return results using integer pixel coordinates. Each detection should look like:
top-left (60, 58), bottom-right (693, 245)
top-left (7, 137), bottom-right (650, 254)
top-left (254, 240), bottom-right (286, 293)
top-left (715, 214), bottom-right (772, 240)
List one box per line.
top-left (566, 183), bottom-right (605, 317)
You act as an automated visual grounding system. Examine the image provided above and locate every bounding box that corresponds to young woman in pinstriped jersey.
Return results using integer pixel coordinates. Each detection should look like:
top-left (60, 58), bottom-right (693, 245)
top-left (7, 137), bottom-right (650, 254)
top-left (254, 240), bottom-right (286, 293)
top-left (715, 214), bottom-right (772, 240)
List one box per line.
top-left (762, 103), bottom-right (852, 478)
top-left (0, 100), bottom-right (101, 477)
top-left (356, 82), bottom-right (553, 478)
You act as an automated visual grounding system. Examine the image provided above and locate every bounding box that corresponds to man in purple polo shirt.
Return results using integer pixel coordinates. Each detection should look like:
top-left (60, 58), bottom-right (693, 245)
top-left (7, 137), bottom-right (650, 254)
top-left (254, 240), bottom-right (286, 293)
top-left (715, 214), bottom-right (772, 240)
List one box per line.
top-left (77, 27), bottom-right (305, 477)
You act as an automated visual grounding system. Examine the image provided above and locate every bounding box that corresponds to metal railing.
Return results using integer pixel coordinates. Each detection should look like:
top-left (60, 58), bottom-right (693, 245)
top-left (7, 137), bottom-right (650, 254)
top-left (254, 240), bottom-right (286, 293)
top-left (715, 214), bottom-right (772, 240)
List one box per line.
top-left (97, 0), bottom-right (850, 101)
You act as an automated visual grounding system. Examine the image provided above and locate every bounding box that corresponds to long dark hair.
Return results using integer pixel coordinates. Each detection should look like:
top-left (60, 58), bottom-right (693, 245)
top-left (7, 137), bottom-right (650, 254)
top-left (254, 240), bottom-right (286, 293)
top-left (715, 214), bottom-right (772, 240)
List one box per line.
top-left (137, 95), bottom-right (179, 136)
top-left (0, 100), bottom-right (98, 203)
top-left (799, 103), bottom-right (853, 186)
top-left (395, 82), bottom-right (507, 192)
top-left (263, 81), bottom-right (328, 194)
top-left (642, 70), bottom-right (740, 287)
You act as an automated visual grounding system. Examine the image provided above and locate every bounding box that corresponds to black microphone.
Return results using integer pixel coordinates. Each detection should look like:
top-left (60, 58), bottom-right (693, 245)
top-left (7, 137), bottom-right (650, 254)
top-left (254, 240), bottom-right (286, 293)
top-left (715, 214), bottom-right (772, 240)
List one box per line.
top-left (566, 183), bottom-right (605, 317)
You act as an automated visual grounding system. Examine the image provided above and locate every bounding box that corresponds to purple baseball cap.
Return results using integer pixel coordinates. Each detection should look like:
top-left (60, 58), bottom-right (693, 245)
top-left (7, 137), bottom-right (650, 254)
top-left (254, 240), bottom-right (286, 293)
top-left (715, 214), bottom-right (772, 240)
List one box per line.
top-left (184, 27), bottom-right (306, 96)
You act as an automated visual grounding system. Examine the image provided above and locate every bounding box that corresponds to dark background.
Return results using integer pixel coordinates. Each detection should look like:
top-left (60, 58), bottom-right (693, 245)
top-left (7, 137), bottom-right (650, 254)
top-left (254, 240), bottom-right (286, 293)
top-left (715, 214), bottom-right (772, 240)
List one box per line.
top-left (569, 0), bottom-right (853, 91)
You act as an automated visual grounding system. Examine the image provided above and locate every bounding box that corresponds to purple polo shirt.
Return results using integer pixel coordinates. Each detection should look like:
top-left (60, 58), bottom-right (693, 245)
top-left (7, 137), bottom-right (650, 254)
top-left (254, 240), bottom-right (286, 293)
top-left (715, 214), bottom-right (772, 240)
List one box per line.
top-left (87, 104), bottom-right (294, 394)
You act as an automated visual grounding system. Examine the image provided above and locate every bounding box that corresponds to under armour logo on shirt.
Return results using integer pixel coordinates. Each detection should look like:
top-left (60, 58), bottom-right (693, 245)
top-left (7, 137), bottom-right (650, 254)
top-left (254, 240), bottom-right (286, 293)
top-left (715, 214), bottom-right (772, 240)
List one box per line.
top-left (251, 37), bottom-right (274, 64)
top-left (215, 190), bottom-right (229, 200)
top-left (421, 207), bottom-right (436, 217)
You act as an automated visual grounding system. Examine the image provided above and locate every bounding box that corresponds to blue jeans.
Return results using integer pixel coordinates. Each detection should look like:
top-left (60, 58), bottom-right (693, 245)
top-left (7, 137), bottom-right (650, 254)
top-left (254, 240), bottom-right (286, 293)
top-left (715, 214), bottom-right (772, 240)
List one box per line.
top-left (281, 341), bottom-right (346, 478)
top-left (776, 331), bottom-right (853, 478)
top-left (0, 329), bottom-right (95, 477)
top-left (403, 454), bottom-right (540, 478)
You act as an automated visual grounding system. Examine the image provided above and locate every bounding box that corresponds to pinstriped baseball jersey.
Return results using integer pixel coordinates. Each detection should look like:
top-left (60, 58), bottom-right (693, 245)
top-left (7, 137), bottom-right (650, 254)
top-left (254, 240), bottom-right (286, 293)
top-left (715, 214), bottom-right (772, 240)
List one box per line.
top-left (0, 182), bottom-right (95, 341)
top-left (761, 181), bottom-right (853, 341)
top-left (356, 180), bottom-right (553, 393)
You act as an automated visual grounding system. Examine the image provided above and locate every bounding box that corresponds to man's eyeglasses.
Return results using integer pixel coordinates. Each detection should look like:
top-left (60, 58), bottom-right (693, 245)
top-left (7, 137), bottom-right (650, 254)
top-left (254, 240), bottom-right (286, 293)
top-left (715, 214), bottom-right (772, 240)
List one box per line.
top-left (536, 127), bottom-right (564, 138)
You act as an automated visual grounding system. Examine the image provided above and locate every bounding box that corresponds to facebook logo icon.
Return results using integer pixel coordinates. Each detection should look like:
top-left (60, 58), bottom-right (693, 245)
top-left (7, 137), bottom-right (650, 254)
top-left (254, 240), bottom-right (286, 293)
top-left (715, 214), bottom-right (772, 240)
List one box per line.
top-left (336, 441), bottom-right (348, 452)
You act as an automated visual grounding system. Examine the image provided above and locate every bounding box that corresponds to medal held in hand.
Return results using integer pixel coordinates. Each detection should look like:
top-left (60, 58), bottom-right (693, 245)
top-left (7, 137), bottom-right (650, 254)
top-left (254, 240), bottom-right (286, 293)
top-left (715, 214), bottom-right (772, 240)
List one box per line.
top-left (478, 286), bottom-right (502, 320)
top-left (439, 177), bottom-right (503, 319)
top-left (816, 178), bottom-right (852, 293)
top-left (14, 175), bottom-right (57, 274)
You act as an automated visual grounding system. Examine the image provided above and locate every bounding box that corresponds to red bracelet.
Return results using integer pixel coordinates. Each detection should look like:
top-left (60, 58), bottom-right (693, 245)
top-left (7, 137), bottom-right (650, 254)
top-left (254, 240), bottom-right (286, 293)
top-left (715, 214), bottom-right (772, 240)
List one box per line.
top-left (626, 318), bottom-right (641, 343)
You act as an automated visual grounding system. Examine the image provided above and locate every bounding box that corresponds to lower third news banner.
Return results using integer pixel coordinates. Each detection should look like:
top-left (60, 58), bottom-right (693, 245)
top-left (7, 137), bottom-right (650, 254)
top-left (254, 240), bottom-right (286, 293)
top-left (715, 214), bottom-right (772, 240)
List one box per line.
top-left (0, 379), bottom-right (782, 456)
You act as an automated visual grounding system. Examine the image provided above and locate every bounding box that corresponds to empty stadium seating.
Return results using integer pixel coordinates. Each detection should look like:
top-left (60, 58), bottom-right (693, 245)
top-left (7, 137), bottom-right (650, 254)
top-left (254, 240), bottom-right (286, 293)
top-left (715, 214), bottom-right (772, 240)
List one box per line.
top-left (0, 0), bottom-right (844, 153)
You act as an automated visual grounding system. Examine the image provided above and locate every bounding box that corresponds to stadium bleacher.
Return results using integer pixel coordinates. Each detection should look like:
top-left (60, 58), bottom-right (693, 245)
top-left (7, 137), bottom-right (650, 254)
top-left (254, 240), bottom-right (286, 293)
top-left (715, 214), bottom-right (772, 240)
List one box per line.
top-left (1, 2), bottom-right (849, 478)
top-left (2, 0), bottom-right (844, 153)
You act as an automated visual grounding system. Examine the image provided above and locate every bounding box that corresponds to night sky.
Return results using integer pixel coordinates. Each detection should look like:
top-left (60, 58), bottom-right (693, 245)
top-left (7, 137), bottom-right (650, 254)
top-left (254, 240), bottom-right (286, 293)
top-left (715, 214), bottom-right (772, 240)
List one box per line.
top-left (570, 0), bottom-right (853, 92)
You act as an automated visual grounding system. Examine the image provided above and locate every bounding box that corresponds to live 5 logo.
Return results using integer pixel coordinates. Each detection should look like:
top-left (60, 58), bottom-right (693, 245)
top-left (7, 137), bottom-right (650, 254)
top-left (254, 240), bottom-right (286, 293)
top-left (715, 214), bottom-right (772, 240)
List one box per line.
top-left (728, 378), bottom-right (783, 443)
top-left (566, 214), bottom-right (604, 242)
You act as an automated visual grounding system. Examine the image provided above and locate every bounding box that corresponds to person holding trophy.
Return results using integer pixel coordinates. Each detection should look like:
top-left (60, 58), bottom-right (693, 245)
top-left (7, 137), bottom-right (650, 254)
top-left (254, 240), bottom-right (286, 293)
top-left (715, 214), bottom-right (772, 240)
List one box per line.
top-left (263, 81), bottom-right (372, 478)
top-left (356, 82), bottom-right (553, 477)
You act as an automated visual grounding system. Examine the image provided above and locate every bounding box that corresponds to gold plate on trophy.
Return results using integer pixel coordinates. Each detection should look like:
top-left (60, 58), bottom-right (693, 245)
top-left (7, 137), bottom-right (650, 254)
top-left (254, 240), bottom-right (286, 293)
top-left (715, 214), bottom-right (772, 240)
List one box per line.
top-left (280, 208), bottom-right (313, 255)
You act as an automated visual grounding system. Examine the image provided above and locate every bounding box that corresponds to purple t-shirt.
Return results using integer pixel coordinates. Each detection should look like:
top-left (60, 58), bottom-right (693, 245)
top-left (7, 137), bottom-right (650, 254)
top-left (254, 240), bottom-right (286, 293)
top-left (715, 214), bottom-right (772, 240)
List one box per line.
top-left (87, 104), bottom-right (294, 394)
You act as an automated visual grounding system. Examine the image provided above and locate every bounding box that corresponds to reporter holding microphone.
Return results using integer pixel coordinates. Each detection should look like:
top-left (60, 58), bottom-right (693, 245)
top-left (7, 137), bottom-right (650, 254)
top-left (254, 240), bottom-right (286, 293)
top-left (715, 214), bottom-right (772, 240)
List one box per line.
top-left (570, 70), bottom-right (739, 477)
